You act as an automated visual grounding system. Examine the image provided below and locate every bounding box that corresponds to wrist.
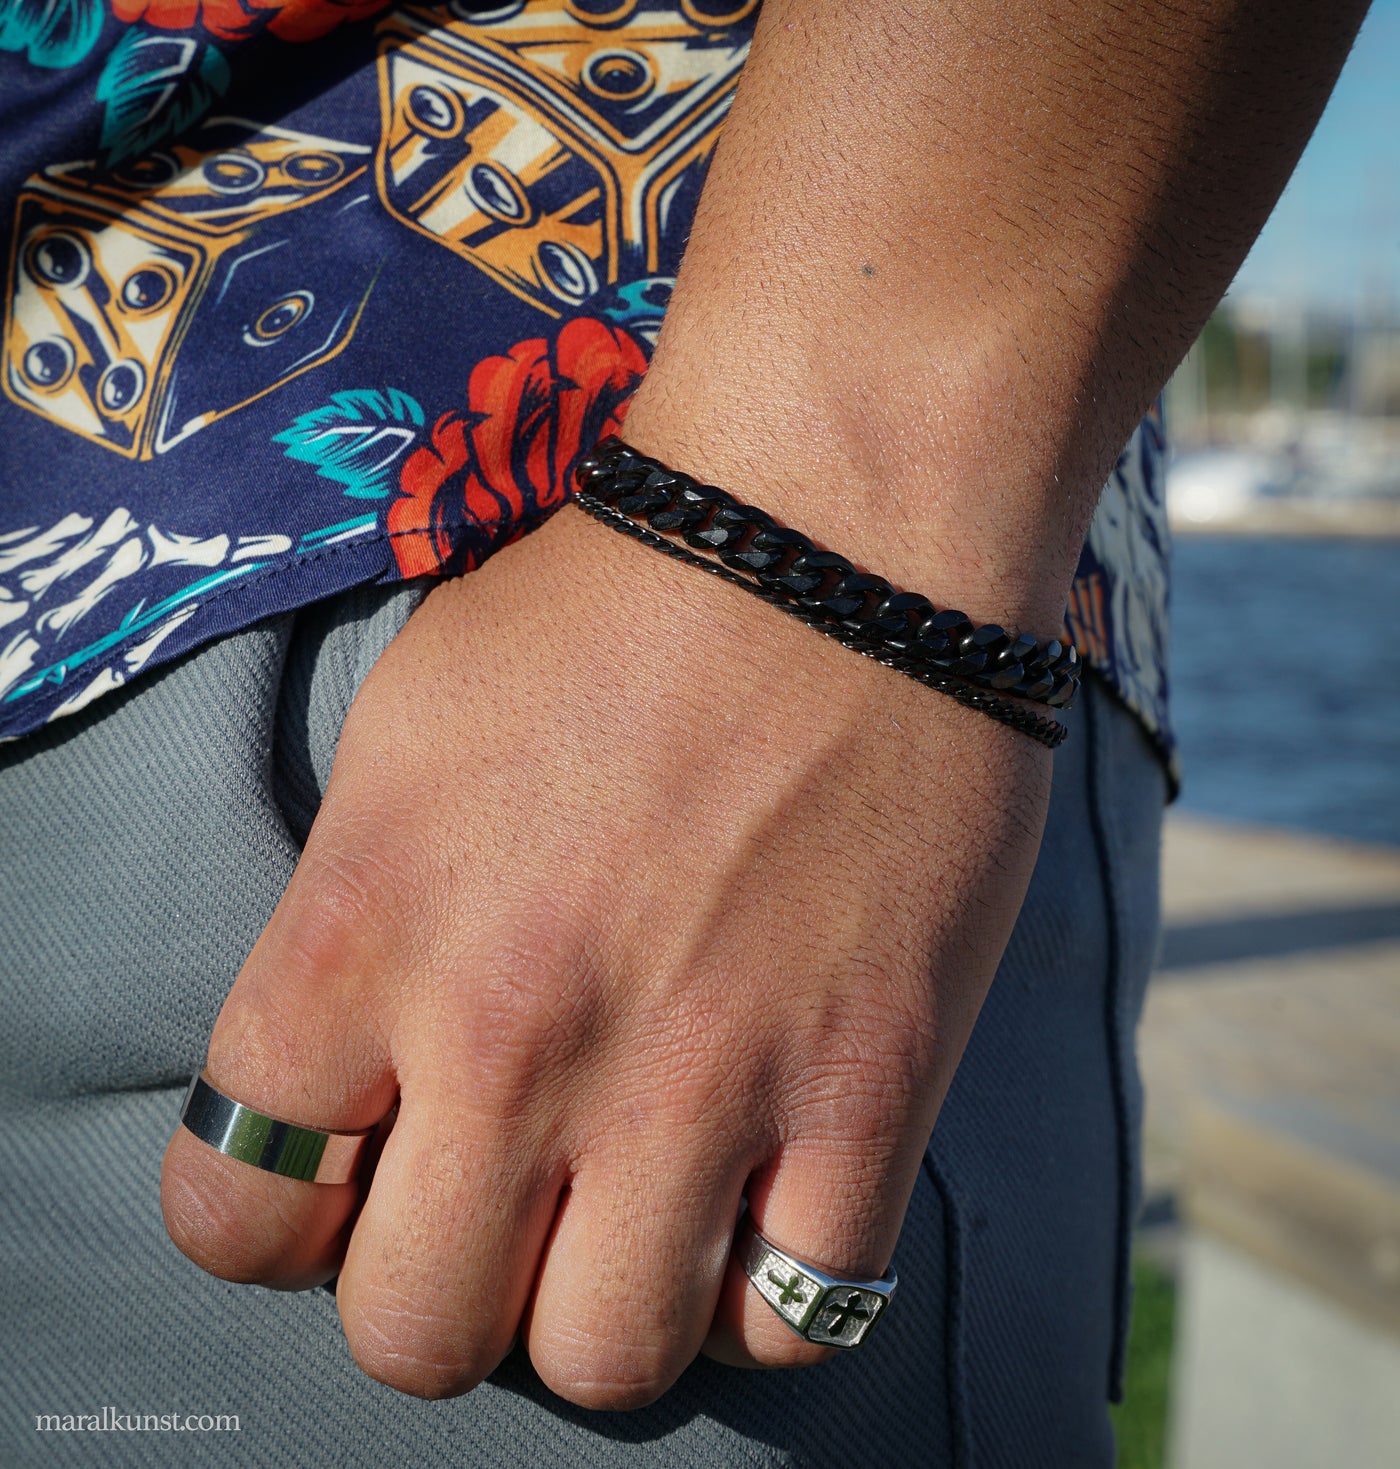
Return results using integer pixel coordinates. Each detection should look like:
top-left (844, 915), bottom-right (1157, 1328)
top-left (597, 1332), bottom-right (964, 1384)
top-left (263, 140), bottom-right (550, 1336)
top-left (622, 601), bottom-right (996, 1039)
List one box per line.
top-left (571, 436), bottom-right (1079, 750)
top-left (616, 378), bottom-right (1080, 640)
top-left (487, 506), bottom-right (1058, 778)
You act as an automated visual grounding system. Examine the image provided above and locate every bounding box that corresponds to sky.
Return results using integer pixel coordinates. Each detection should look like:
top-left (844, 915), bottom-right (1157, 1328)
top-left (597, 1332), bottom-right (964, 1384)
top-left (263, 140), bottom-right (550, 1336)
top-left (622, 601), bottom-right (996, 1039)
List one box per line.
top-left (1228, 0), bottom-right (1400, 317)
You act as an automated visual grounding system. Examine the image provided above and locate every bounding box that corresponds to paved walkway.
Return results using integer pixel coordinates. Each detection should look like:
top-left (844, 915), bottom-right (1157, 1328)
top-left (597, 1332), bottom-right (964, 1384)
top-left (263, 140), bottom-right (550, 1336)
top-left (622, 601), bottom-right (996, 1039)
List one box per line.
top-left (1140, 814), bottom-right (1400, 1200)
top-left (1143, 816), bottom-right (1400, 1465)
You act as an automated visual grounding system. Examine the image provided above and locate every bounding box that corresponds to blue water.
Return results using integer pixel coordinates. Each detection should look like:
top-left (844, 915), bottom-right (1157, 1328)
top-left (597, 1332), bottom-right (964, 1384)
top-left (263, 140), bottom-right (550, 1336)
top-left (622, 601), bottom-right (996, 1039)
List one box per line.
top-left (1170, 536), bottom-right (1400, 848)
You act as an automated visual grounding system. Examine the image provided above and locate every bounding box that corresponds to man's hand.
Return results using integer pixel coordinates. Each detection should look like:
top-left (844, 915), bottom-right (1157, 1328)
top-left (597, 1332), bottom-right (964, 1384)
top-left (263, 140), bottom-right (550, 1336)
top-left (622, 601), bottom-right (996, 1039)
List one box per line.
top-left (161, 503), bottom-right (1051, 1404)
top-left (160, 0), bottom-right (1368, 1409)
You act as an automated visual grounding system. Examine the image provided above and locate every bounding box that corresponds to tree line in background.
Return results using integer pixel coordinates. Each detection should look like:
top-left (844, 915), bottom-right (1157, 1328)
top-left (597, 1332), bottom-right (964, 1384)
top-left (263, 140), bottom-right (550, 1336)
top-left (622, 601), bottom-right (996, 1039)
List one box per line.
top-left (1170, 303), bottom-right (1400, 432)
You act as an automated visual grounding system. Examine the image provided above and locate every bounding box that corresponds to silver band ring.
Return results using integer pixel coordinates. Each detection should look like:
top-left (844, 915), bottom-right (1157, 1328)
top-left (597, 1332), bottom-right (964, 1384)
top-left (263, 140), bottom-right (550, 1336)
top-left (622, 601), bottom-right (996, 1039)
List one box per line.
top-left (737, 1214), bottom-right (897, 1349)
top-left (179, 1072), bottom-right (375, 1185)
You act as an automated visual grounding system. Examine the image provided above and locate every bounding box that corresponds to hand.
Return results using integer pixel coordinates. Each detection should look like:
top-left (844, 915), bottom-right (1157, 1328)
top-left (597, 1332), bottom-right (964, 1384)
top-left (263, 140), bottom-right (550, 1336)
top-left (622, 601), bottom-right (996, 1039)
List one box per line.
top-left (161, 503), bottom-right (1052, 1406)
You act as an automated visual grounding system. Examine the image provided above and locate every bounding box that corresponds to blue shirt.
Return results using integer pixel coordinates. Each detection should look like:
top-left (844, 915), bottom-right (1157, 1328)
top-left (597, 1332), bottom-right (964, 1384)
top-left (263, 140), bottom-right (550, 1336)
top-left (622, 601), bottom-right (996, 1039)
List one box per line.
top-left (0, 0), bottom-right (1172, 776)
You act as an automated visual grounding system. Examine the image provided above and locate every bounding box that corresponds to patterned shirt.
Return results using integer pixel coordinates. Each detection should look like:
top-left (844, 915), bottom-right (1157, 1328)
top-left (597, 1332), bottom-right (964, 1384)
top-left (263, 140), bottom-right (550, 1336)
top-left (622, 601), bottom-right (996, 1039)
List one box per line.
top-left (0, 0), bottom-right (1173, 777)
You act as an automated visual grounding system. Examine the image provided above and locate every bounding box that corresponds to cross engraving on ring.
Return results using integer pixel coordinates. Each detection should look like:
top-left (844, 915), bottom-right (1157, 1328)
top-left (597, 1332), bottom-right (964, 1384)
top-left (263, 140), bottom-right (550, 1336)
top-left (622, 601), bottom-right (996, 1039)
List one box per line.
top-left (822, 1290), bottom-right (873, 1338)
top-left (768, 1269), bottom-right (808, 1308)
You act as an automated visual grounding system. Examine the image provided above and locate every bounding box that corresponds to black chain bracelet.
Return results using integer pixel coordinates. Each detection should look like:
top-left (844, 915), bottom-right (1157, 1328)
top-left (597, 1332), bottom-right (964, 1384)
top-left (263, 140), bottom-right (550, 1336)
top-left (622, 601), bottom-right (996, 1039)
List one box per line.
top-left (571, 437), bottom-right (1078, 750)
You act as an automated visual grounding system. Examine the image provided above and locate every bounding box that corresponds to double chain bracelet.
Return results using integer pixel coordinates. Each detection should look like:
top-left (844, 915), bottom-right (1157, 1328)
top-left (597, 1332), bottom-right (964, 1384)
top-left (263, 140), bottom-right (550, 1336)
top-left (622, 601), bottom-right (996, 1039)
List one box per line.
top-left (571, 437), bottom-right (1079, 749)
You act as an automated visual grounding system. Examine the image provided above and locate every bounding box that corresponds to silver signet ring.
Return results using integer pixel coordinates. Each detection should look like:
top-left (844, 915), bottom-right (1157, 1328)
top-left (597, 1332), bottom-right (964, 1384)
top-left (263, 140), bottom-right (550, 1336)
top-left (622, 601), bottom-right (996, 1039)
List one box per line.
top-left (737, 1214), bottom-right (897, 1349)
top-left (179, 1072), bottom-right (375, 1185)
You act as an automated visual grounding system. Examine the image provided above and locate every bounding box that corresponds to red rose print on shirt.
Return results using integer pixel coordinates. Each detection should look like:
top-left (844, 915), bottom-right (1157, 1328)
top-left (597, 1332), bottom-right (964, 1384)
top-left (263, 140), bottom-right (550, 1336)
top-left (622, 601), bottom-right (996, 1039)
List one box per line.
top-left (110, 0), bottom-right (391, 44)
top-left (388, 317), bottom-right (648, 579)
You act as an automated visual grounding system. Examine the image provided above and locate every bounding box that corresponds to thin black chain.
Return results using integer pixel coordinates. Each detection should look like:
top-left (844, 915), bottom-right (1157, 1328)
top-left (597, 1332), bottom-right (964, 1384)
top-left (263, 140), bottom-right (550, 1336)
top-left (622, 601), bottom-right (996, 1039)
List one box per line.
top-left (570, 481), bottom-right (1070, 751)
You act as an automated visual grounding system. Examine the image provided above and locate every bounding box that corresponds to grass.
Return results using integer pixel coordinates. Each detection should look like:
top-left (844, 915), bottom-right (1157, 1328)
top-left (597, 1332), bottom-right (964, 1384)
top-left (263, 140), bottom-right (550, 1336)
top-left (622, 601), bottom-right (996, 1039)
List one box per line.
top-left (1110, 1253), bottom-right (1178, 1469)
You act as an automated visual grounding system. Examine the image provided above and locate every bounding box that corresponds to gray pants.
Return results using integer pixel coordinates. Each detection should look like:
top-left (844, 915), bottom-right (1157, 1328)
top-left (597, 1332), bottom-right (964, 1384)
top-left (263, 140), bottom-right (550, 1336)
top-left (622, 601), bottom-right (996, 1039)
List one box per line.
top-left (0, 583), bottom-right (1166, 1468)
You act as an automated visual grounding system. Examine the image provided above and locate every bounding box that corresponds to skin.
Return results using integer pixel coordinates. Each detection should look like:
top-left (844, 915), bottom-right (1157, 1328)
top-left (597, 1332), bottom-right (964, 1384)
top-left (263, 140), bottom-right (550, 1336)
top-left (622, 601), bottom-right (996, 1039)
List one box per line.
top-left (162, 0), bottom-right (1368, 1409)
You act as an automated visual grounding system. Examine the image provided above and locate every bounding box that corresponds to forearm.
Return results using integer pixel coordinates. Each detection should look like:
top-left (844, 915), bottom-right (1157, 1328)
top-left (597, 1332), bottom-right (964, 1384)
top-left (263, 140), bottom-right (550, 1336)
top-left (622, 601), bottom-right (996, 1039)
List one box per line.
top-left (622, 0), bottom-right (1368, 630)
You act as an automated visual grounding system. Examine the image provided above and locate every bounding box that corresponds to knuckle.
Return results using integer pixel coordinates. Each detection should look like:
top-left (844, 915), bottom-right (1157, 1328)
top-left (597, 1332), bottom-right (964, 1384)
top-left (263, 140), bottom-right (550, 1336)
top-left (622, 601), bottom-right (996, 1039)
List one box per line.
top-left (204, 989), bottom-right (304, 1101)
top-left (206, 852), bottom-right (401, 1106)
top-left (445, 920), bottom-right (602, 1101)
top-left (341, 1290), bottom-right (499, 1401)
top-left (273, 841), bottom-right (400, 987)
top-left (748, 1330), bottom-right (839, 1370)
top-left (780, 997), bottom-right (934, 1143)
top-left (530, 1329), bottom-right (677, 1412)
top-left (160, 1152), bottom-right (289, 1283)
top-left (739, 1304), bottom-right (841, 1370)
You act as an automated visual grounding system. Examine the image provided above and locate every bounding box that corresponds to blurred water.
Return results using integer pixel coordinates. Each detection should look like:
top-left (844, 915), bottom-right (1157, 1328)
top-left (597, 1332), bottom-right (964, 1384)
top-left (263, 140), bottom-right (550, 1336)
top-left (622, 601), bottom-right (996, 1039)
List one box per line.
top-left (1169, 536), bottom-right (1400, 848)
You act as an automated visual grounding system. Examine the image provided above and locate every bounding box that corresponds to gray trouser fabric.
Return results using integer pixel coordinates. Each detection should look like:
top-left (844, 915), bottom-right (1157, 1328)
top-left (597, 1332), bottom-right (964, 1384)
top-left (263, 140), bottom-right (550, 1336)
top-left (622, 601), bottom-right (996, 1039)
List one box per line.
top-left (0, 583), bottom-right (1166, 1469)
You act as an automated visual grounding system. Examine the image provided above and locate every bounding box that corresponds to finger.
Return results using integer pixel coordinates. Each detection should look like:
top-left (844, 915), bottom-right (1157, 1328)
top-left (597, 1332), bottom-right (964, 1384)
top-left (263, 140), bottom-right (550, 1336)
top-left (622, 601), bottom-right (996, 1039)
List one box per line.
top-left (334, 1081), bottom-right (566, 1401)
top-left (161, 848), bottom-right (399, 1289)
top-left (703, 1132), bottom-right (923, 1369)
top-left (525, 1144), bottom-right (750, 1411)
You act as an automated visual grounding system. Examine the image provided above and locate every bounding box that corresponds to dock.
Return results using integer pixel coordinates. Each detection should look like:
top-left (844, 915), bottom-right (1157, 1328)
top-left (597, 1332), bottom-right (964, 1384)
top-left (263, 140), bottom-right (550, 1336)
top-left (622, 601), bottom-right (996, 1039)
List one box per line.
top-left (1140, 814), bottom-right (1400, 1467)
top-left (1143, 812), bottom-right (1400, 1200)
